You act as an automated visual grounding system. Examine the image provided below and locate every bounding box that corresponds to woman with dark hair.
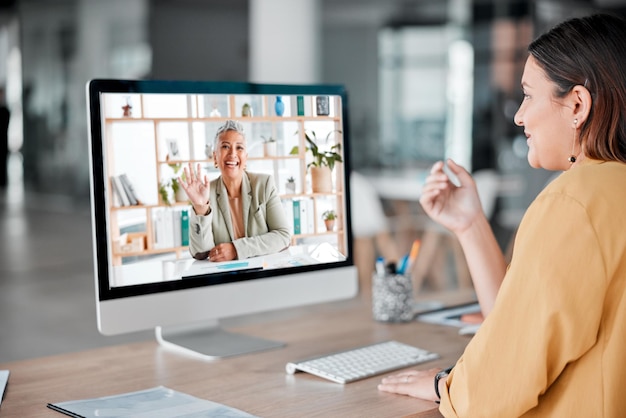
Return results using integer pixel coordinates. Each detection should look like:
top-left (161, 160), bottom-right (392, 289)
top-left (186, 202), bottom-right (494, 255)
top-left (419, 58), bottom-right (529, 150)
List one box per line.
top-left (378, 14), bottom-right (626, 416)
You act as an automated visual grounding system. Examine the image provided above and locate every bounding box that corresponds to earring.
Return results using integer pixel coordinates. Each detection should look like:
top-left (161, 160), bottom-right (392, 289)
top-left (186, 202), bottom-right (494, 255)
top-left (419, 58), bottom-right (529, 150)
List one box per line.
top-left (569, 119), bottom-right (578, 163)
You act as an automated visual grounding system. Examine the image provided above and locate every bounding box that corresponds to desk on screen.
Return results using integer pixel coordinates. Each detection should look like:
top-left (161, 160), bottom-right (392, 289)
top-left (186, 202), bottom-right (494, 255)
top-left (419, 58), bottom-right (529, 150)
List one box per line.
top-left (110, 243), bottom-right (345, 287)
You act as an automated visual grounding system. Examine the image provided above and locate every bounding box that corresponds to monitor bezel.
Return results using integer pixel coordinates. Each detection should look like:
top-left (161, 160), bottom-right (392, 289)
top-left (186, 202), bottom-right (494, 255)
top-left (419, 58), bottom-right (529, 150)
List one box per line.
top-left (87, 79), bottom-right (354, 302)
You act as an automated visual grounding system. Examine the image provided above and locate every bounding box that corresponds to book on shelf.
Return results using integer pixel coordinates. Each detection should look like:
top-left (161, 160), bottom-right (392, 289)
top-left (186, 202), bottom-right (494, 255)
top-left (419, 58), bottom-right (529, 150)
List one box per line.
top-left (111, 176), bottom-right (131, 207)
top-left (119, 173), bottom-right (140, 205)
top-left (293, 95), bottom-right (313, 117)
top-left (110, 174), bottom-right (141, 207)
top-left (296, 96), bottom-right (305, 116)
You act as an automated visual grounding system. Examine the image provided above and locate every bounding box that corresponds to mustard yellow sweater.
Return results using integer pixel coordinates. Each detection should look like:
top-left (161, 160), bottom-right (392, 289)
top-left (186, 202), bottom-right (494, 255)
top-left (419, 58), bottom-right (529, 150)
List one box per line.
top-left (440, 160), bottom-right (626, 417)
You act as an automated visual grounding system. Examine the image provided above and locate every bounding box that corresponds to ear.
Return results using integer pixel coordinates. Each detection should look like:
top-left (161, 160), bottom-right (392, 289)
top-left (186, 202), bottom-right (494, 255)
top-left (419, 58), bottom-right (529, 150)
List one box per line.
top-left (570, 84), bottom-right (592, 125)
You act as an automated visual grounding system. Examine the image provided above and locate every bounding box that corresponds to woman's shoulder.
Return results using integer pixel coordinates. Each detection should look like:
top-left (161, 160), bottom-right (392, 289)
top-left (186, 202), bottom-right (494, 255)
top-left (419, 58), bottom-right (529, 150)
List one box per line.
top-left (552, 160), bottom-right (626, 185)
top-left (541, 160), bottom-right (626, 205)
top-left (245, 171), bottom-right (273, 184)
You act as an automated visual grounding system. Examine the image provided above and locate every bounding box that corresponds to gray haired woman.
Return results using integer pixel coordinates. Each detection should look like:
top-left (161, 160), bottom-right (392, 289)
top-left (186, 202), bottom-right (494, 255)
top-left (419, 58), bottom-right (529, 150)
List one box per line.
top-left (179, 120), bottom-right (290, 261)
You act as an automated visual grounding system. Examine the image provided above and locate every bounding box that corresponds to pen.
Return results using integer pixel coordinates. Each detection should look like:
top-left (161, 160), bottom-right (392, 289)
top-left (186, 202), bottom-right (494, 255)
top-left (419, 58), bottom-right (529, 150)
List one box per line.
top-left (406, 239), bottom-right (421, 274)
top-left (397, 254), bottom-right (409, 275)
top-left (375, 257), bottom-right (385, 277)
top-left (385, 261), bottom-right (397, 275)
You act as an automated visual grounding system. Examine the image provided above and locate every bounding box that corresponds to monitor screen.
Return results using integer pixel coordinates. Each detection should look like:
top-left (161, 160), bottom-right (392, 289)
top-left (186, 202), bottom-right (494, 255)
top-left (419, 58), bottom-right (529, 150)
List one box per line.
top-left (87, 79), bottom-right (358, 358)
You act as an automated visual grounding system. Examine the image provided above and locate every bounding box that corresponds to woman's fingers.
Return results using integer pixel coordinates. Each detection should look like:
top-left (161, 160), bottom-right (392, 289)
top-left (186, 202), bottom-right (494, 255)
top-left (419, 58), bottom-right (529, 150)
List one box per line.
top-left (446, 158), bottom-right (472, 185)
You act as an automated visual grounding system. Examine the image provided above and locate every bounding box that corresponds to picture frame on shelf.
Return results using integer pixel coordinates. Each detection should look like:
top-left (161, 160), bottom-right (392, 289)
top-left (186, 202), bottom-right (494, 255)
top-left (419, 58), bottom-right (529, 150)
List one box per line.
top-left (166, 138), bottom-right (180, 159)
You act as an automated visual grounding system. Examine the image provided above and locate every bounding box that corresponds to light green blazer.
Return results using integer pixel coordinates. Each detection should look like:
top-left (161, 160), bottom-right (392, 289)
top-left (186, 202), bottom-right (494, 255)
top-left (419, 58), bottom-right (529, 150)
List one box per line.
top-left (189, 172), bottom-right (291, 260)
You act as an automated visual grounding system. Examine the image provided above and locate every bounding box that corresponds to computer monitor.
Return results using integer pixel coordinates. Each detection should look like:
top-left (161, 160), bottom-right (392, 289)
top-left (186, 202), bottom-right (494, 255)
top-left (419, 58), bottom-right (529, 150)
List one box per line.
top-left (86, 79), bottom-right (358, 359)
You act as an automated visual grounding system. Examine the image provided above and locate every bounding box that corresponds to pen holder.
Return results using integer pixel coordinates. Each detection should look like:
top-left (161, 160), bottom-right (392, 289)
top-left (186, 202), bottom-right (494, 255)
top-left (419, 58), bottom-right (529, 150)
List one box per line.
top-left (371, 272), bottom-right (414, 322)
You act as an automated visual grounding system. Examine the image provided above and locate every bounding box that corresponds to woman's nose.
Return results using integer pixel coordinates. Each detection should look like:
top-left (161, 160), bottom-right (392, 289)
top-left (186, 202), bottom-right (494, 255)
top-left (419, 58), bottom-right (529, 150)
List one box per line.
top-left (513, 107), bottom-right (523, 126)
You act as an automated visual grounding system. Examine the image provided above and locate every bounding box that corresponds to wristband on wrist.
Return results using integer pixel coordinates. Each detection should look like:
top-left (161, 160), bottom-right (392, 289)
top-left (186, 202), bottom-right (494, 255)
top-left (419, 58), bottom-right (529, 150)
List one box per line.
top-left (434, 366), bottom-right (454, 403)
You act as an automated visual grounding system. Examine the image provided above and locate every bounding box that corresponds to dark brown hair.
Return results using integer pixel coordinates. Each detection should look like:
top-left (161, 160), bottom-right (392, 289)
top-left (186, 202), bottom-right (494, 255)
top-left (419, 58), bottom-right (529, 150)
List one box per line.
top-left (528, 13), bottom-right (626, 163)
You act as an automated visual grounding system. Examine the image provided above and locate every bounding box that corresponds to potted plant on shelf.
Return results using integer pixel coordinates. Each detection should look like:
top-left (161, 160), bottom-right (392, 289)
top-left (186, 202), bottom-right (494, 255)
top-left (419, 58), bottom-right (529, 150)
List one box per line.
top-left (289, 130), bottom-right (342, 193)
top-left (261, 136), bottom-right (277, 157)
top-left (322, 210), bottom-right (337, 231)
top-left (285, 176), bottom-right (296, 194)
top-left (160, 163), bottom-right (188, 205)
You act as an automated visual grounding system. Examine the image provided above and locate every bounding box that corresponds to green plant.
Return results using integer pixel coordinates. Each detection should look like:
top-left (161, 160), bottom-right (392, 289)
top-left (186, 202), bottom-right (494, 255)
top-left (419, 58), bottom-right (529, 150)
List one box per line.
top-left (159, 181), bottom-right (172, 205)
top-left (290, 130), bottom-right (343, 171)
top-left (171, 178), bottom-right (181, 194)
top-left (261, 135), bottom-right (276, 143)
top-left (160, 163), bottom-right (186, 205)
top-left (287, 176), bottom-right (295, 183)
top-left (322, 209), bottom-right (337, 221)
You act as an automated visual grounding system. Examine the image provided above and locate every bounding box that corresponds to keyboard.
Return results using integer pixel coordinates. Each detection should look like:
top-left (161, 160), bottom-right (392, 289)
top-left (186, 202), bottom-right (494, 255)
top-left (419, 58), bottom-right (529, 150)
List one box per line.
top-left (285, 340), bottom-right (439, 384)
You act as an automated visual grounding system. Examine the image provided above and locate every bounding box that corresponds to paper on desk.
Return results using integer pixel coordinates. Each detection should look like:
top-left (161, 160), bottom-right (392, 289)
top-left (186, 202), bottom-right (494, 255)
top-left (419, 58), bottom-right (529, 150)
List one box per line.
top-left (181, 257), bottom-right (265, 278)
top-left (0, 369), bottom-right (9, 406)
top-left (47, 386), bottom-right (259, 418)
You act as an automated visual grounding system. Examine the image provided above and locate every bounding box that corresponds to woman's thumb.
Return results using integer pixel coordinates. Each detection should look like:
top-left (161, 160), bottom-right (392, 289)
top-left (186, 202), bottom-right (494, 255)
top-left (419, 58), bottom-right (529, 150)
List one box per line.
top-left (445, 159), bottom-right (471, 186)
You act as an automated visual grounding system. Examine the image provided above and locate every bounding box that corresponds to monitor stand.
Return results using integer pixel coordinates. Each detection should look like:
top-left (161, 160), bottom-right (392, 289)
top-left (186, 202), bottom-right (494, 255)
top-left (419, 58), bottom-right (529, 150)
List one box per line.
top-left (155, 319), bottom-right (285, 359)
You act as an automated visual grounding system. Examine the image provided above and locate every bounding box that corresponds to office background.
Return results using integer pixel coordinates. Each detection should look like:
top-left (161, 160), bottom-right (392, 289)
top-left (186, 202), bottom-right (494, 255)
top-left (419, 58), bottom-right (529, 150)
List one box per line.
top-left (1, 0), bottom-right (624, 363)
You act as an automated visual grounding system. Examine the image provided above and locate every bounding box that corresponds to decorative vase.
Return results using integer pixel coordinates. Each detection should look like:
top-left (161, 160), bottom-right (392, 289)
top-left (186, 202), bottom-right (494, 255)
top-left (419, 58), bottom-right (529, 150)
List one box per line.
top-left (286, 182), bottom-right (296, 194)
top-left (275, 96), bottom-right (285, 116)
top-left (263, 141), bottom-right (277, 157)
top-left (310, 166), bottom-right (332, 193)
top-left (209, 106), bottom-right (221, 117)
top-left (324, 219), bottom-right (336, 232)
top-left (122, 96), bottom-right (132, 117)
top-left (242, 103), bottom-right (252, 117)
top-left (175, 187), bottom-right (188, 203)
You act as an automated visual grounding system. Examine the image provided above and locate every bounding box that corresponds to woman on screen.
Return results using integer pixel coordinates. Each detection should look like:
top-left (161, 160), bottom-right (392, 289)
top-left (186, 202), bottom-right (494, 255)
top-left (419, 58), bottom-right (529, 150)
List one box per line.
top-left (179, 120), bottom-right (290, 261)
top-left (378, 13), bottom-right (626, 416)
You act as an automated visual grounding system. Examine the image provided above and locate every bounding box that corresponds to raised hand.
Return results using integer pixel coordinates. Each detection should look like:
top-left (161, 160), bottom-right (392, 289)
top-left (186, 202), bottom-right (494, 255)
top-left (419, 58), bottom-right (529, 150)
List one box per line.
top-left (419, 159), bottom-right (483, 234)
top-left (179, 163), bottom-right (211, 215)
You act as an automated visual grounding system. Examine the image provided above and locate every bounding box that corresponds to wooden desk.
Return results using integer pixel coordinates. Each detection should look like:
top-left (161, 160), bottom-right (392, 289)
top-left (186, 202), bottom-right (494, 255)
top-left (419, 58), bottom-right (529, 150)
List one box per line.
top-left (0, 296), bottom-right (471, 418)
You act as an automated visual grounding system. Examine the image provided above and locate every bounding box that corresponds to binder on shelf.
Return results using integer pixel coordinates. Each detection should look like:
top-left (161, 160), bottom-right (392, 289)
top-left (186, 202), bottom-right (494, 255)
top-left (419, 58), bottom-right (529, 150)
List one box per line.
top-left (304, 199), bottom-right (315, 233)
top-left (292, 200), bottom-right (301, 235)
top-left (299, 198), bottom-right (314, 234)
top-left (281, 200), bottom-right (294, 235)
top-left (181, 209), bottom-right (190, 246)
top-left (153, 208), bottom-right (189, 249)
top-left (152, 208), bottom-right (165, 249)
top-left (172, 209), bottom-right (182, 248)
